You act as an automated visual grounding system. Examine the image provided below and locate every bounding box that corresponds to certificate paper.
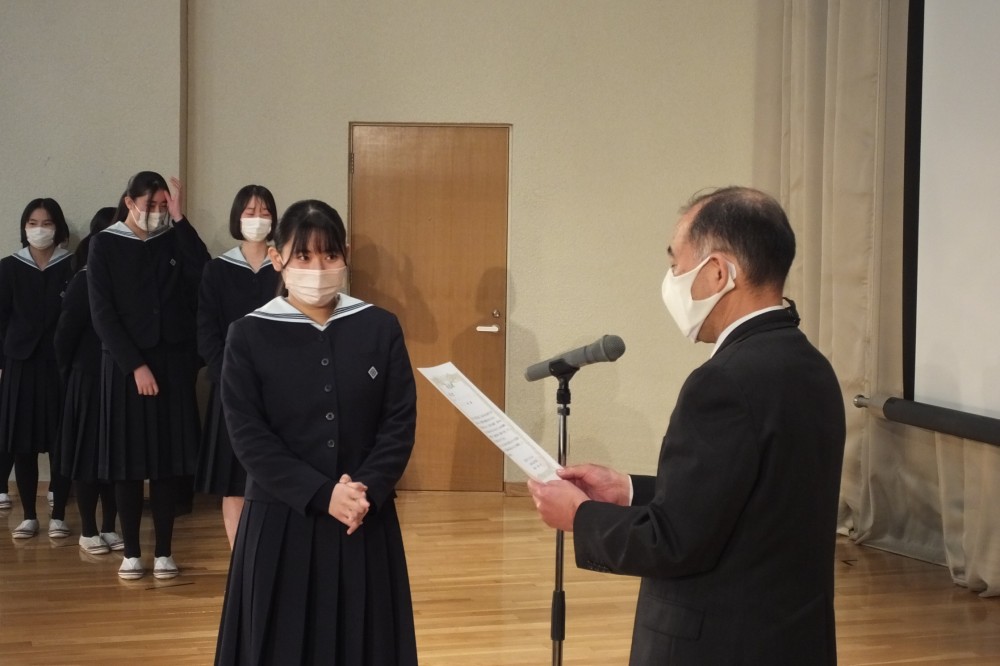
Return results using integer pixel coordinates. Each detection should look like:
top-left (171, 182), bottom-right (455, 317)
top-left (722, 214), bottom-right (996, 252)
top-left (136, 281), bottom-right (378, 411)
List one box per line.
top-left (418, 362), bottom-right (561, 482)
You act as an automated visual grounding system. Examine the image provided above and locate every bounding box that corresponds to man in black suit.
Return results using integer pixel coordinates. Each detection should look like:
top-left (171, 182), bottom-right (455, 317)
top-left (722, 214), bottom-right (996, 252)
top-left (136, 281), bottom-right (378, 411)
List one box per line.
top-left (528, 186), bottom-right (845, 665)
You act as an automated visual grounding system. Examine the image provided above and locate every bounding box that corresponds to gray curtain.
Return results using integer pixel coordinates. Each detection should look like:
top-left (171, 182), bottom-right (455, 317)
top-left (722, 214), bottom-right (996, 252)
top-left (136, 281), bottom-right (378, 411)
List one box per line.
top-left (752, 0), bottom-right (1000, 596)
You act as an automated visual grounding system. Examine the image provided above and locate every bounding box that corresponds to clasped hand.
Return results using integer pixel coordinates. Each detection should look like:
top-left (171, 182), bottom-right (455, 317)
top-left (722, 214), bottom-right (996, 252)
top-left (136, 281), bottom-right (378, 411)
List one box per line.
top-left (329, 473), bottom-right (369, 535)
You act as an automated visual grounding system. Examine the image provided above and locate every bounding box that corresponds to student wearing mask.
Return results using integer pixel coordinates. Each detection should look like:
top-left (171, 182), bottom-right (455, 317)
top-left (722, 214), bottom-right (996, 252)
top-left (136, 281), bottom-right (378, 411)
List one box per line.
top-left (195, 184), bottom-right (280, 549)
top-left (88, 171), bottom-right (209, 580)
top-left (0, 198), bottom-right (74, 539)
top-left (215, 199), bottom-right (418, 665)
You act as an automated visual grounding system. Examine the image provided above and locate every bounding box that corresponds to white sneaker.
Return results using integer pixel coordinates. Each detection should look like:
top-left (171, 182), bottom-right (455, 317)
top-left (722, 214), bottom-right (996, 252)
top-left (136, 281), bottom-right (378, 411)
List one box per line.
top-left (47, 491), bottom-right (54, 508)
top-left (153, 555), bottom-right (179, 580)
top-left (118, 557), bottom-right (145, 580)
top-left (12, 519), bottom-right (39, 538)
top-left (100, 532), bottom-right (125, 551)
top-left (48, 519), bottom-right (70, 538)
top-left (79, 534), bottom-right (110, 554)
top-left (0, 492), bottom-right (11, 509)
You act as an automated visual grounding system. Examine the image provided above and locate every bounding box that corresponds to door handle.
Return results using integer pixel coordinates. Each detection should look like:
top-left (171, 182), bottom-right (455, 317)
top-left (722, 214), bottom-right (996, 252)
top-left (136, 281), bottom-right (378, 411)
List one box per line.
top-left (476, 325), bottom-right (500, 333)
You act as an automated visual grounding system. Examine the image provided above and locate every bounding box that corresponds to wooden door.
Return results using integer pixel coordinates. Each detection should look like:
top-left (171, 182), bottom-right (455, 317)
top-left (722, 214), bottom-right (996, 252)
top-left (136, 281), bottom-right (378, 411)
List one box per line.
top-left (349, 124), bottom-right (509, 491)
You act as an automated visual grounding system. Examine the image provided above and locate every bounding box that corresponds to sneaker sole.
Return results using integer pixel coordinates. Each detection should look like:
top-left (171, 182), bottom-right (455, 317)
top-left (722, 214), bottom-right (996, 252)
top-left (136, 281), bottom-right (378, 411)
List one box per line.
top-left (153, 569), bottom-right (179, 580)
top-left (118, 570), bottom-right (145, 580)
top-left (12, 531), bottom-right (38, 539)
top-left (81, 545), bottom-right (111, 555)
top-left (49, 531), bottom-right (71, 538)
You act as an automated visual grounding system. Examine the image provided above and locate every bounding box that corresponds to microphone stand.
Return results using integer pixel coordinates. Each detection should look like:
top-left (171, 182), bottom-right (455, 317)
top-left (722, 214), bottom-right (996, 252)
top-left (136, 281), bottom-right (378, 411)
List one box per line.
top-left (545, 359), bottom-right (577, 666)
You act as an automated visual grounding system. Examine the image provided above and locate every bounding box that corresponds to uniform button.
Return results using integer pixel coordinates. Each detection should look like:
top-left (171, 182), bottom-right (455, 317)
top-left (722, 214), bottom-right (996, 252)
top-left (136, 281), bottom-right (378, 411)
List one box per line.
top-left (320, 358), bottom-right (329, 366)
top-left (325, 412), bottom-right (335, 421)
top-left (326, 439), bottom-right (336, 448)
top-left (324, 384), bottom-right (332, 393)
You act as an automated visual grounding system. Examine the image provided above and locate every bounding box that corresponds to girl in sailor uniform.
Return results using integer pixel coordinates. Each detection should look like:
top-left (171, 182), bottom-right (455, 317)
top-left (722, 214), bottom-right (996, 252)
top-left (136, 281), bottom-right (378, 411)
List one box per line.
top-left (0, 198), bottom-right (75, 539)
top-left (215, 200), bottom-right (418, 665)
top-left (54, 207), bottom-right (123, 555)
top-left (88, 171), bottom-right (209, 580)
top-left (195, 184), bottom-right (280, 549)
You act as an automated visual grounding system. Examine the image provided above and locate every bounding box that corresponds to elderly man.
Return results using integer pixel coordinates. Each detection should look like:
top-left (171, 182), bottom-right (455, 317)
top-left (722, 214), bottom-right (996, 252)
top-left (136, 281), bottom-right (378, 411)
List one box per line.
top-left (529, 186), bottom-right (845, 665)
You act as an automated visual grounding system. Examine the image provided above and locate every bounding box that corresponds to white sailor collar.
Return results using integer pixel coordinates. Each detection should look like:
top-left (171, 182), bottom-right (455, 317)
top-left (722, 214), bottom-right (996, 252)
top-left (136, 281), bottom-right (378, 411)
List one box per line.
top-left (13, 246), bottom-right (72, 271)
top-left (247, 294), bottom-right (373, 331)
top-left (102, 220), bottom-right (174, 241)
top-left (219, 246), bottom-right (273, 272)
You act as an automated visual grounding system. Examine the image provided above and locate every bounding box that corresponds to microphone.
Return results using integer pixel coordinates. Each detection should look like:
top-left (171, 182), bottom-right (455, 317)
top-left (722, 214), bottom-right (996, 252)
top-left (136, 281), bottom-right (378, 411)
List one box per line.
top-left (524, 335), bottom-right (626, 382)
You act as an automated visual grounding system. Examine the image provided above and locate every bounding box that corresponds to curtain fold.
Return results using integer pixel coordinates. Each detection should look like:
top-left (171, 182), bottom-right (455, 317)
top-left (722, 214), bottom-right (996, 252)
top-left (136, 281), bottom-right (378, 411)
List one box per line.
top-left (753, 0), bottom-right (1000, 596)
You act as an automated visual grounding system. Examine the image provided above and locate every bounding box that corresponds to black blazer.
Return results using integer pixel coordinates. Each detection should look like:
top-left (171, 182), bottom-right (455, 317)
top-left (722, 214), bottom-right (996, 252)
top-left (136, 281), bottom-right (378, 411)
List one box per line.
top-left (0, 248), bottom-right (73, 368)
top-left (220, 297), bottom-right (417, 516)
top-left (573, 309), bottom-right (846, 665)
top-left (88, 219), bottom-right (209, 373)
top-left (54, 269), bottom-right (100, 377)
top-left (196, 249), bottom-right (279, 384)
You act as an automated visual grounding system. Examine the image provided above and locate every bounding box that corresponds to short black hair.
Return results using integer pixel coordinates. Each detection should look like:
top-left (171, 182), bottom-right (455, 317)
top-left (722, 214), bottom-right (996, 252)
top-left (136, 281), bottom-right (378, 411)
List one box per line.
top-left (20, 198), bottom-right (71, 247)
top-left (229, 184), bottom-right (278, 241)
top-left (683, 186), bottom-right (795, 289)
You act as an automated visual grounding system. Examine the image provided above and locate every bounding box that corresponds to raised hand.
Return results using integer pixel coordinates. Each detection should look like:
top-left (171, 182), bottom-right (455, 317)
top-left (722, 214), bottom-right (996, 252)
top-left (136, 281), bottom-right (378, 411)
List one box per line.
top-left (166, 176), bottom-right (184, 221)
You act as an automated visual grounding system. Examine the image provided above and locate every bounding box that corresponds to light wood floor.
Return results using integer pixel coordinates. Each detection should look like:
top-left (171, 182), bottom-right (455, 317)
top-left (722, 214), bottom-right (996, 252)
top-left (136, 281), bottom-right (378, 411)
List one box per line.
top-left (1, 491), bottom-right (999, 665)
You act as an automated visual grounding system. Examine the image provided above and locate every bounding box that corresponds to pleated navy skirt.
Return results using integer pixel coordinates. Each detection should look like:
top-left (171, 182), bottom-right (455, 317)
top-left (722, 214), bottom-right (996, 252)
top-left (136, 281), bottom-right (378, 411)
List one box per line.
top-left (98, 342), bottom-right (201, 482)
top-left (57, 369), bottom-right (101, 481)
top-left (215, 498), bottom-right (417, 666)
top-left (0, 355), bottom-right (62, 455)
top-left (195, 382), bottom-right (246, 496)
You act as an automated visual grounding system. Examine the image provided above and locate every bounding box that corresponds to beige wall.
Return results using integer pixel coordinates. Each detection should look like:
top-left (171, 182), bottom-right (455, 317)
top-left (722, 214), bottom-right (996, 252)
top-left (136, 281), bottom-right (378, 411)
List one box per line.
top-left (2, 0), bottom-right (763, 482)
top-left (0, 0), bottom-right (185, 252)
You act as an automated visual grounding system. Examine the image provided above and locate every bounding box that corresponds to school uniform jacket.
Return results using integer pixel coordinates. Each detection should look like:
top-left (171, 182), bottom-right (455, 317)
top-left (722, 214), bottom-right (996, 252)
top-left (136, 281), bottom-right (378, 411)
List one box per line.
top-left (572, 308), bottom-right (846, 665)
top-left (88, 219), bottom-right (209, 373)
top-left (0, 247), bottom-right (73, 369)
top-left (54, 268), bottom-right (100, 378)
top-left (220, 296), bottom-right (416, 516)
top-left (197, 247), bottom-right (279, 384)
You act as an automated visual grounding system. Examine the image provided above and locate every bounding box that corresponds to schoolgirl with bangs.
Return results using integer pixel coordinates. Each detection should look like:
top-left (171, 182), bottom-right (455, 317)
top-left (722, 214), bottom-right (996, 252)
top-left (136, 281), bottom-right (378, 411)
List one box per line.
top-left (215, 199), bottom-right (418, 665)
top-left (0, 198), bottom-right (74, 539)
top-left (195, 184), bottom-right (280, 549)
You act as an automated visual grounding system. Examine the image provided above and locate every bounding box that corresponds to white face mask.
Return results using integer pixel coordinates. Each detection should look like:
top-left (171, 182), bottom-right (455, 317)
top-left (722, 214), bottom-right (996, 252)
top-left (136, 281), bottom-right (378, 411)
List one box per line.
top-left (132, 207), bottom-right (166, 232)
top-left (282, 266), bottom-right (347, 307)
top-left (25, 227), bottom-right (56, 250)
top-left (240, 217), bottom-right (272, 242)
top-left (661, 255), bottom-right (736, 342)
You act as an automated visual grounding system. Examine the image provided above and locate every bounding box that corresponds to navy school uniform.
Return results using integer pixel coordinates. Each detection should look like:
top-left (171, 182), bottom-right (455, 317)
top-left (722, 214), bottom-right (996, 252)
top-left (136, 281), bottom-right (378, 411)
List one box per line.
top-left (87, 219), bottom-right (209, 481)
top-left (215, 295), bottom-right (418, 666)
top-left (0, 247), bottom-right (73, 455)
top-left (195, 247), bottom-right (280, 496)
top-left (53, 268), bottom-right (103, 480)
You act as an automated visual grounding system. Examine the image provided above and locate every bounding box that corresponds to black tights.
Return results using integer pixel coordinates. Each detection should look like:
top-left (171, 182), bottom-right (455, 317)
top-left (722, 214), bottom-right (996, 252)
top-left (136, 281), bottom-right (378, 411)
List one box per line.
top-left (76, 481), bottom-right (118, 537)
top-left (13, 454), bottom-right (39, 520)
top-left (0, 451), bottom-right (12, 494)
top-left (47, 452), bottom-right (72, 521)
top-left (115, 478), bottom-right (177, 559)
top-left (2, 453), bottom-right (71, 521)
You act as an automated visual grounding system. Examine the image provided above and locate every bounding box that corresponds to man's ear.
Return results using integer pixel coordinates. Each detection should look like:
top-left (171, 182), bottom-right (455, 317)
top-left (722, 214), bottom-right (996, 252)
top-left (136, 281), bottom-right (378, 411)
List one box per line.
top-left (268, 246), bottom-right (283, 272)
top-left (707, 254), bottom-right (729, 286)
